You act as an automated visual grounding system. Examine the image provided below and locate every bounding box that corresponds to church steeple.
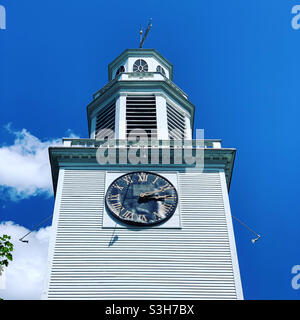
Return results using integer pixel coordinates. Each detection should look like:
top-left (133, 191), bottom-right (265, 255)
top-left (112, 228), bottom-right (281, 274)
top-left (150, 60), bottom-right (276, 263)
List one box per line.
top-left (44, 46), bottom-right (242, 300)
top-left (87, 49), bottom-right (194, 142)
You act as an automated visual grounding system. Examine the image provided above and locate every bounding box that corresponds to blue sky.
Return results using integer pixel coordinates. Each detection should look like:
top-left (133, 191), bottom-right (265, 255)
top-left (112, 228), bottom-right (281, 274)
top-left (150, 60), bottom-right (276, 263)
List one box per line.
top-left (1, 0), bottom-right (300, 299)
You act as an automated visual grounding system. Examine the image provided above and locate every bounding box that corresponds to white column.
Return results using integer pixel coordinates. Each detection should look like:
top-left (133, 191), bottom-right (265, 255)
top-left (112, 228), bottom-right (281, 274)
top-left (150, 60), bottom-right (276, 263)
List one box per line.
top-left (155, 94), bottom-right (169, 140)
top-left (185, 115), bottom-right (192, 140)
top-left (115, 94), bottom-right (127, 139)
top-left (90, 116), bottom-right (96, 139)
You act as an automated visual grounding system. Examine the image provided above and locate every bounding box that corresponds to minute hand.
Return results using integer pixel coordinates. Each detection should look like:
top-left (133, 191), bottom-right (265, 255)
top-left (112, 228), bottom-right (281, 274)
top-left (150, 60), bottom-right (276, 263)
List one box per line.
top-left (140, 185), bottom-right (172, 198)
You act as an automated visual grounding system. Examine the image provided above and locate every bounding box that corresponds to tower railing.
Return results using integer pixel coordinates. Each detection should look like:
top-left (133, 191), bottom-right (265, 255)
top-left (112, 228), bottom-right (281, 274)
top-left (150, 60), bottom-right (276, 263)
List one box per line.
top-left (61, 138), bottom-right (222, 149)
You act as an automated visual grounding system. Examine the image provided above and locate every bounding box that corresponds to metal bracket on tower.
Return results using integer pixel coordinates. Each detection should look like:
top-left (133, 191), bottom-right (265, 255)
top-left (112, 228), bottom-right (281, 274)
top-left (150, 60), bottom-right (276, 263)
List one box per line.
top-left (232, 216), bottom-right (261, 244)
top-left (19, 215), bottom-right (53, 243)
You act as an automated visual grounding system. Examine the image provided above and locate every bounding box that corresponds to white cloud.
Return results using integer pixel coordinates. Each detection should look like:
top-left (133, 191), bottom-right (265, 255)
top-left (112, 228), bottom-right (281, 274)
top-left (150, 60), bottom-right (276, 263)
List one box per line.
top-left (0, 221), bottom-right (51, 300)
top-left (0, 124), bottom-right (78, 201)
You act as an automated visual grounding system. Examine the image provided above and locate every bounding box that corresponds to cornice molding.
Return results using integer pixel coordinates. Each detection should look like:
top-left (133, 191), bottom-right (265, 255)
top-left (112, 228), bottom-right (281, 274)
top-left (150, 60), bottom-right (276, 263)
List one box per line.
top-left (49, 147), bottom-right (235, 196)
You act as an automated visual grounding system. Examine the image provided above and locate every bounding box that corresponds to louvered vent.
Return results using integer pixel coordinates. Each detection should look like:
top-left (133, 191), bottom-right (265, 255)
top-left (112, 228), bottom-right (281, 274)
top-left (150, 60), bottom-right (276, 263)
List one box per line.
top-left (167, 103), bottom-right (186, 140)
top-left (126, 95), bottom-right (157, 139)
top-left (95, 100), bottom-right (115, 139)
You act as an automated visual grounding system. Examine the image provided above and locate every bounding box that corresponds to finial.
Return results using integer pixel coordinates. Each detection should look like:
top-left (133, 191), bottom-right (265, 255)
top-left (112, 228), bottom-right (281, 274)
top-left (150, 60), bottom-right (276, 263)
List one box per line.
top-left (139, 25), bottom-right (143, 44)
top-left (139, 18), bottom-right (152, 48)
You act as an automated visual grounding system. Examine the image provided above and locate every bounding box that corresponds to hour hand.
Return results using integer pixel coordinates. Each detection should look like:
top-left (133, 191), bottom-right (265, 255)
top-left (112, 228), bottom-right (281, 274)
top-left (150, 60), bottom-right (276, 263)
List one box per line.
top-left (147, 195), bottom-right (169, 200)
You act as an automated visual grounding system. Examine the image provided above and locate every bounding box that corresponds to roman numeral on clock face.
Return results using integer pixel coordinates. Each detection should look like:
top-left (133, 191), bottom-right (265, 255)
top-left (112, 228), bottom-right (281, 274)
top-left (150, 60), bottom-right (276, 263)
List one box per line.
top-left (123, 175), bottom-right (133, 185)
top-left (152, 176), bottom-right (159, 184)
top-left (153, 211), bottom-right (166, 220)
top-left (137, 214), bottom-right (148, 222)
top-left (113, 183), bottom-right (124, 191)
top-left (161, 184), bottom-right (174, 192)
top-left (153, 211), bottom-right (165, 219)
top-left (138, 172), bottom-right (148, 182)
top-left (161, 203), bottom-right (173, 213)
top-left (165, 194), bottom-right (176, 201)
top-left (109, 194), bottom-right (120, 201)
top-left (122, 210), bottom-right (135, 220)
top-left (111, 201), bottom-right (123, 213)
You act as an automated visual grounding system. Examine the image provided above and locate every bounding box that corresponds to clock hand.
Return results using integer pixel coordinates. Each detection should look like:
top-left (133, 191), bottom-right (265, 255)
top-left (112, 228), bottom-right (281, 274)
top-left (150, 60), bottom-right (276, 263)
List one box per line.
top-left (140, 184), bottom-right (172, 198)
top-left (139, 187), bottom-right (165, 198)
top-left (143, 195), bottom-right (170, 200)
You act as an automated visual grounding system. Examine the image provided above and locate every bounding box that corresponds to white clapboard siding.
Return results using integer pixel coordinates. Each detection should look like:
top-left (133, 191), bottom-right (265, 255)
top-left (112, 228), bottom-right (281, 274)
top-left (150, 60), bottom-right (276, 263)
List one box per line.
top-left (45, 170), bottom-right (239, 300)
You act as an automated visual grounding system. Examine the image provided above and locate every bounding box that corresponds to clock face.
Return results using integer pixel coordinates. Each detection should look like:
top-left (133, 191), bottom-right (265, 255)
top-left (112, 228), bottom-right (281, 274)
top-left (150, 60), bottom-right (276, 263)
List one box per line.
top-left (105, 172), bottom-right (178, 226)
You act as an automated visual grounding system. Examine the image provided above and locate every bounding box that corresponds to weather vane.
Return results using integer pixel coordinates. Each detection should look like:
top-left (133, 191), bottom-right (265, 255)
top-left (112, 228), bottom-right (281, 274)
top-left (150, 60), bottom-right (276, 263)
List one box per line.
top-left (139, 18), bottom-right (152, 48)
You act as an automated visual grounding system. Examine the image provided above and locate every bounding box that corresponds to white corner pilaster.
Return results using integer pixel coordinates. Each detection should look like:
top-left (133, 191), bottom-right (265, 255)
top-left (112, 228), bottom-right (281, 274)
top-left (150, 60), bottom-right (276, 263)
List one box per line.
top-left (219, 170), bottom-right (244, 300)
top-left (115, 94), bottom-right (127, 140)
top-left (155, 94), bottom-right (169, 140)
top-left (185, 115), bottom-right (192, 140)
top-left (41, 168), bottom-right (65, 300)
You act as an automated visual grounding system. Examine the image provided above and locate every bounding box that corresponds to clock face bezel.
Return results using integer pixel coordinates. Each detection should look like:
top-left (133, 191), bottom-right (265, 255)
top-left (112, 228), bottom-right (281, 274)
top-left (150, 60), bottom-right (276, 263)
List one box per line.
top-left (105, 171), bottom-right (178, 227)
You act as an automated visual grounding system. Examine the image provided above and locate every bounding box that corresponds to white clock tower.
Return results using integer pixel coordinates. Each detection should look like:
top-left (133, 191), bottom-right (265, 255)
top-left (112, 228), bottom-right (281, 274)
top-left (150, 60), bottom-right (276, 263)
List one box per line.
top-left (42, 48), bottom-right (243, 300)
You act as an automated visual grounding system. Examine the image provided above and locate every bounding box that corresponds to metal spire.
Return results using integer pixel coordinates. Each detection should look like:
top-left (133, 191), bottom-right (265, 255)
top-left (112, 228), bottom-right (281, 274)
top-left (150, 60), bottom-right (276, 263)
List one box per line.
top-left (139, 18), bottom-right (152, 48)
top-left (139, 25), bottom-right (143, 45)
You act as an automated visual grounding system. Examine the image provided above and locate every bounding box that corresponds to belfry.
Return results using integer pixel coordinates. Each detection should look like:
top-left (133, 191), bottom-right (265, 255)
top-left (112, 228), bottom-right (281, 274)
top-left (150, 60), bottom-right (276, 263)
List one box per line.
top-left (42, 48), bottom-right (243, 299)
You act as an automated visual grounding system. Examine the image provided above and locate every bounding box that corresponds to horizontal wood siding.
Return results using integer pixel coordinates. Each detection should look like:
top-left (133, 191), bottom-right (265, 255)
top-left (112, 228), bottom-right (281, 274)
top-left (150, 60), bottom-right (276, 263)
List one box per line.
top-left (46, 170), bottom-right (238, 299)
